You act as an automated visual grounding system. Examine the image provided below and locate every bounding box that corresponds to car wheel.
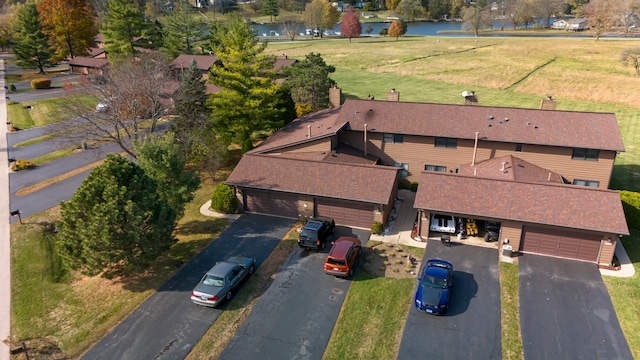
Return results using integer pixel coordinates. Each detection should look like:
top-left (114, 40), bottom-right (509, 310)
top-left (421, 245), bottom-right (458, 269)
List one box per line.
top-left (226, 290), bottom-right (232, 301)
top-left (249, 265), bottom-right (255, 275)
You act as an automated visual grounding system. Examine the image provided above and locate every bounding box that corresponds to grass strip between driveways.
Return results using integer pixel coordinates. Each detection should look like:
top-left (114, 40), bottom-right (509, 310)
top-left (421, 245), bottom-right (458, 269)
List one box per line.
top-left (602, 234), bottom-right (640, 360)
top-left (500, 262), bottom-right (523, 360)
top-left (185, 228), bottom-right (299, 359)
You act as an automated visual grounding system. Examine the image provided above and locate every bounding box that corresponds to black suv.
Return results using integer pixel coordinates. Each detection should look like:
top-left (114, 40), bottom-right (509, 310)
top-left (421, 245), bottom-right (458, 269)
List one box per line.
top-left (484, 221), bottom-right (501, 242)
top-left (298, 217), bottom-right (335, 250)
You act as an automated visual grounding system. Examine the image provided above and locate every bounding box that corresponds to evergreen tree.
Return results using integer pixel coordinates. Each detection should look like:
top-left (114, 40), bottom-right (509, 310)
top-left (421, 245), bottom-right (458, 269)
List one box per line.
top-left (262, 0), bottom-right (279, 22)
top-left (208, 13), bottom-right (295, 148)
top-left (12, 2), bottom-right (53, 73)
top-left (283, 52), bottom-right (336, 109)
top-left (171, 59), bottom-right (216, 163)
top-left (161, 0), bottom-right (207, 58)
top-left (135, 132), bottom-right (201, 219)
top-left (57, 154), bottom-right (177, 277)
top-left (38, 0), bottom-right (98, 61)
top-left (102, 0), bottom-right (147, 57)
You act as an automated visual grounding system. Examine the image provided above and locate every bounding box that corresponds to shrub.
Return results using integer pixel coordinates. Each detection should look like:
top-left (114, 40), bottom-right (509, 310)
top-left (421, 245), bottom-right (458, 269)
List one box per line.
top-left (11, 159), bottom-right (35, 171)
top-left (8, 84), bottom-right (15, 92)
top-left (371, 221), bottom-right (383, 234)
top-left (210, 183), bottom-right (238, 214)
top-left (409, 182), bottom-right (419, 192)
top-left (31, 78), bottom-right (52, 89)
top-left (363, 2), bottom-right (375, 11)
top-left (241, 138), bottom-right (253, 153)
top-left (295, 103), bottom-right (317, 117)
top-left (379, 28), bottom-right (388, 36)
top-left (620, 190), bottom-right (640, 230)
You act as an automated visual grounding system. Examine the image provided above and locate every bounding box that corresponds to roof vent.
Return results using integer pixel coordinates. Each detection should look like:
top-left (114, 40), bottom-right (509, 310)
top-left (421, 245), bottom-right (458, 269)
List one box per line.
top-left (504, 117), bottom-right (509, 121)
top-left (307, 125), bottom-right (311, 137)
top-left (501, 161), bottom-right (507, 171)
top-left (489, 116), bottom-right (494, 120)
top-left (526, 122), bottom-right (531, 126)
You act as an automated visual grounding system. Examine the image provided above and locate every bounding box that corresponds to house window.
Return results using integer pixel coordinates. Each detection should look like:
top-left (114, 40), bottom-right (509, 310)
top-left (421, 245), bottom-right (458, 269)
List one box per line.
top-left (424, 164), bottom-right (447, 172)
top-left (384, 133), bottom-right (404, 144)
top-left (573, 179), bottom-right (600, 187)
top-left (515, 143), bottom-right (523, 152)
top-left (571, 148), bottom-right (599, 161)
top-left (435, 137), bottom-right (457, 148)
top-left (394, 162), bottom-right (409, 179)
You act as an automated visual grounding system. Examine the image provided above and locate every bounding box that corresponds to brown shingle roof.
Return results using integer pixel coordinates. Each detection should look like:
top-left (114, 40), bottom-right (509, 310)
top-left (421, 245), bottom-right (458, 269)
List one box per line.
top-left (457, 155), bottom-right (564, 184)
top-left (68, 56), bottom-right (110, 68)
top-left (274, 58), bottom-right (297, 70)
top-left (248, 107), bottom-right (345, 154)
top-left (171, 54), bottom-right (220, 71)
top-left (414, 172), bottom-right (629, 235)
top-left (226, 154), bottom-right (398, 204)
top-left (337, 98), bottom-right (625, 152)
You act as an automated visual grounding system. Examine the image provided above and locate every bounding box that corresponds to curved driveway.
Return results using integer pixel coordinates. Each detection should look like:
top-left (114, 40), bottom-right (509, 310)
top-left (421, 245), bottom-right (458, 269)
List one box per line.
top-left (81, 214), bottom-right (295, 360)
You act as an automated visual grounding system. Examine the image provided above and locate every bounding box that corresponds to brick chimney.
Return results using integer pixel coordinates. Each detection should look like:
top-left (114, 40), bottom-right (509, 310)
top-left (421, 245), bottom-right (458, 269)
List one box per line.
top-left (540, 95), bottom-right (556, 110)
top-left (464, 91), bottom-right (478, 105)
top-left (386, 88), bottom-right (400, 102)
top-left (329, 86), bottom-right (342, 108)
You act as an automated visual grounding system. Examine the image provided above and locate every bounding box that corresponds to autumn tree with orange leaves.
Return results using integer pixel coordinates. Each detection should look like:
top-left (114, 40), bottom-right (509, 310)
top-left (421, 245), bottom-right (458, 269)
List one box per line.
top-left (38, 0), bottom-right (98, 61)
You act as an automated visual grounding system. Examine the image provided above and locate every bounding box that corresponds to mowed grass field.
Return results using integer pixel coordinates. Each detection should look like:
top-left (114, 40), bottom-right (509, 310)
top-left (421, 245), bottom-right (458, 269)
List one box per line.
top-left (265, 36), bottom-right (640, 192)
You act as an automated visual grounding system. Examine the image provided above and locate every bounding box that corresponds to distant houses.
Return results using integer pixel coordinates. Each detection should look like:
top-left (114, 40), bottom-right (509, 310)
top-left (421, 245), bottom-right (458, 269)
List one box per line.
top-left (551, 18), bottom-right (589, 31)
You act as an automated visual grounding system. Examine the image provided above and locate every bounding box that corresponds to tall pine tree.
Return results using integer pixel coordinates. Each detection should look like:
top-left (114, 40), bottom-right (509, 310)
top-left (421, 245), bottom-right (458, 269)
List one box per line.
top-left (102, 0), bottom-right (147, 57)
top-left (12, 2), bottom-right (53, 73)
top-left (208, 13), bottom-right (295, 148)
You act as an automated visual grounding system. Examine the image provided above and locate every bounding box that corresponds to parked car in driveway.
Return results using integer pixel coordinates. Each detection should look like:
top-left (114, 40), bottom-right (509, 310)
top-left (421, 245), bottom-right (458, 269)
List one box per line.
top-left (298, 217), bottom-right (335, 250)
top-left (430, 214), bottom-right (456, 234)
top-left (324, 237), bottom-right (361, 277)
top-left (414, 259), bottom-right (453, 315)
top-left (191, 255), bottom-right (256, 307)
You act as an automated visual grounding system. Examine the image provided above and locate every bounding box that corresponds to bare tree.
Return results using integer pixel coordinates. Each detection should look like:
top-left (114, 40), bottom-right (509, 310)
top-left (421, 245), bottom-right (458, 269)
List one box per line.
top-left (282, 17), bottom-right (301, 40)
top-left (462, 5), bottom-right (493, 36)
top-left (584, 0), bottom-right (616, 40)
top-left (614, 0), bottom-right (640, 32)
top-left (58, 52), bottom-right (173, 158)
top-left (533, 0), bottom-right (564, 28)
top-left (620, 47), bottom-right (640, 74)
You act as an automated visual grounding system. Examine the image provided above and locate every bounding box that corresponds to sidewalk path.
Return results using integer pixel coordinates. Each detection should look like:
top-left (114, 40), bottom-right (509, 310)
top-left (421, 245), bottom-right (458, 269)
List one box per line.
top-left (1, 56), bottom-right (12, 360)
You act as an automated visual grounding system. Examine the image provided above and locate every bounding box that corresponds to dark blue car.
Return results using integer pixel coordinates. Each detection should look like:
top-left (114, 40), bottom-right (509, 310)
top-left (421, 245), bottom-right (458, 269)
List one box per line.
top-left (414, 259), bottom-right (453, 315)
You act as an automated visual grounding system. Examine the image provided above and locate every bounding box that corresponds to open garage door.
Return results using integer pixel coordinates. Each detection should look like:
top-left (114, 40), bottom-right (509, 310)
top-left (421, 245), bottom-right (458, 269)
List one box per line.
top-left (315, 198), bottom-right (374, 229)
top-left (245, 190), bottom-right (298, 218)
top-left (521, 226), bottom-right (602, 262)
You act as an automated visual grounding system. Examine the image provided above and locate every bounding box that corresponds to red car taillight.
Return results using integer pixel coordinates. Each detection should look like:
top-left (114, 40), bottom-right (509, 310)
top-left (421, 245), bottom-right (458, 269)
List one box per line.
top-left (210, 295), bottom-right (219, 301)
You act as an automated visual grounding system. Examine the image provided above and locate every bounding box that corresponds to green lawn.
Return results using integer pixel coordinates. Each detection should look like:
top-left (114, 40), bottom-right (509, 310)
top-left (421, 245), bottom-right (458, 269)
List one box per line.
top-left (603, 234), bottom-right (640, 360)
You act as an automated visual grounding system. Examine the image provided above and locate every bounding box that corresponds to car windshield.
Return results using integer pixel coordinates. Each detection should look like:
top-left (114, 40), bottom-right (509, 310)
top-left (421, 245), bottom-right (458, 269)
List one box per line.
top-left (202, 275), bottom-right (224, 287)
top-left (327, 257), bottom-right (346, 266)
top-left (422, 275), bottom-right (447, 289)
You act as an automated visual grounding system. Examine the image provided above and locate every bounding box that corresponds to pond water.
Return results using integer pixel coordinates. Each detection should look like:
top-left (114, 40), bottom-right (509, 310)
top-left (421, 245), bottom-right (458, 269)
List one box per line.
top-left (251, 19), bottom-right (555, 38)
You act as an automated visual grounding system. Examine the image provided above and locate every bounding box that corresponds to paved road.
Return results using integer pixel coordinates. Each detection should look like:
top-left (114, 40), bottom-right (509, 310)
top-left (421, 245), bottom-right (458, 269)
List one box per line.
top-left (0, 53), bottom-right (12, 360)
top-left (519, 255), bottom-right (632, 360)
top-left (219, 226), bottom-right (370, 360)
top-left (398, 239), bottom-right (502, 360)
top-left (82, 214), bottom-right (295, 360)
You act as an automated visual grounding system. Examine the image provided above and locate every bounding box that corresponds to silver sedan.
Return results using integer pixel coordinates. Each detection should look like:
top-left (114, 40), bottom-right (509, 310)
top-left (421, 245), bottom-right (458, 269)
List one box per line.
top-left (191, 255), bottom-right (256, 307)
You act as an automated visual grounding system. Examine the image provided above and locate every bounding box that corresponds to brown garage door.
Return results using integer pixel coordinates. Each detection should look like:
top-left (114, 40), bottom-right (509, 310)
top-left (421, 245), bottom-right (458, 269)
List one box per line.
top-left (315, 198), bottom-right (374, 229)
top-left (521, 226), bottom-right (602, 262)
top-left (245, 190), bottom-right (298, 218)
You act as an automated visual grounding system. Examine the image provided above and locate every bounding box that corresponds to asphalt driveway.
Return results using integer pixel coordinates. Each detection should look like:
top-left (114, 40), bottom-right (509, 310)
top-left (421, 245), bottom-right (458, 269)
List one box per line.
top-left (519, 255), bottom-right (632, 360)
top-left (81, 214), bottom-right (295, 360)
top-left (398, 239), bottom-right (502, 360)
top-left (219, 226), bottom-right (370, 360)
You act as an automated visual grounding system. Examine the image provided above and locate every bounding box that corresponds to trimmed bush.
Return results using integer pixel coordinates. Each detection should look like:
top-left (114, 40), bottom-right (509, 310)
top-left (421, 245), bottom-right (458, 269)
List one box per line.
top-left (8, 84), bottom-right (15, 92)
top-left (620, 190), bottom-right (640, 230)
top-left (409, 182), bottom-right (419, 192)
top-left (31, 78), bottom-right (51, 89)
top-left (371, 221), bottom-right (383, 235)
top-left (210, 183), bottom-right (238, 214)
